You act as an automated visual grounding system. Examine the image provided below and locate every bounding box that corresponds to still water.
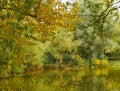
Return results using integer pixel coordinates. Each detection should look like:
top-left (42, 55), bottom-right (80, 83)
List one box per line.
top-left (0, 67), bottom-right (120, 91)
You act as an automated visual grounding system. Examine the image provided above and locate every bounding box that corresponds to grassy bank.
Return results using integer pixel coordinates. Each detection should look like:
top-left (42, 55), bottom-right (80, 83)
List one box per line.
top-left (109, 61), bottom-right (120, 67)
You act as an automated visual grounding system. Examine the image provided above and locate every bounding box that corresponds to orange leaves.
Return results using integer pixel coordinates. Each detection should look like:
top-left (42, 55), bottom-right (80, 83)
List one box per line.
top-left (29, 9), bottom-right (35, 15)
top-left (20, 36), bottom-right (36, 46)
top-left (18, 1), bottom-right (25, 7)
top-left (0, 0), bottom-right (79, 45)
top-left (3, 18), bottom-right (8, 24)
top-left (19, 37), bottom-right (26, 42)
top-left (15, 0), bottom-right (79, 35)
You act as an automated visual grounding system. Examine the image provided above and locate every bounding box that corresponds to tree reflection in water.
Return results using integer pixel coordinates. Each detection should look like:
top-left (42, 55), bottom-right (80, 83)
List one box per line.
top-left (0, 68), bottom-right (120, 91)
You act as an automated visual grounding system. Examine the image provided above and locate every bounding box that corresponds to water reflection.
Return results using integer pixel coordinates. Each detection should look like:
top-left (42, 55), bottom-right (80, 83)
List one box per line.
top-left (0, 68), bottom-right (120, 91)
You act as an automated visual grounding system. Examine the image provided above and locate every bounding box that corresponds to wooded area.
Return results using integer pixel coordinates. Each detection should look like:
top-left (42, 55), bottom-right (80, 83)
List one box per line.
top-left (0, 0), bottom-right (120, 78)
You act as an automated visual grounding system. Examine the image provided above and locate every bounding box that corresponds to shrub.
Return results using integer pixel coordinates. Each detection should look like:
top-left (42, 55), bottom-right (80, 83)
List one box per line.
top-left (42, 53), bottom-right (56, 67)
top-left (92, 59), bottom-right (109, 67)
top-left (92, 59), bottom-right (101, 65)
top-left (101, 59), bottom-right (109, 66)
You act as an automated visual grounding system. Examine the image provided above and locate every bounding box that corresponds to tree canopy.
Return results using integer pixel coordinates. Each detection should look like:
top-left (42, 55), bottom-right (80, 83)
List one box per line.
top-left (0, 0), bottom-right (120, 78)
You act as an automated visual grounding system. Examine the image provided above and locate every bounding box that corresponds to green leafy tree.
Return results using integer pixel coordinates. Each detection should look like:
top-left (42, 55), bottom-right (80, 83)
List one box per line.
top-left (76, 0), bottom-right (120, 68)
top-left (49, 28), bottom-right (81, 67)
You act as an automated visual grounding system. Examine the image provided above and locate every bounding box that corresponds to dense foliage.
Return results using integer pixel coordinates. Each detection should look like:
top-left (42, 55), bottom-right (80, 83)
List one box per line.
top-left (0, 0), bottom-right (120, 77)
top-left (76, 0), bottom-right (120, 67)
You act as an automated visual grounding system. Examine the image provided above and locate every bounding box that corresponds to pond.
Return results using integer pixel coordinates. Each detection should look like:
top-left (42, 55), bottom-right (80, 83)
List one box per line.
top-left (0, 67), bottom-right (120, 91)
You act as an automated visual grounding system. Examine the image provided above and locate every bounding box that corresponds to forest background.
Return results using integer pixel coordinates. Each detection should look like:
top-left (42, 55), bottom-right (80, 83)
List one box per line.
top-left (0, 0), bottom-right (120, 78)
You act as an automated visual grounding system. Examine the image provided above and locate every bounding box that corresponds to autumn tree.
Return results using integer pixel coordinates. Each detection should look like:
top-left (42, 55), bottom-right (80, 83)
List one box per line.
top-left (0, 0), bottom-right (79, 76)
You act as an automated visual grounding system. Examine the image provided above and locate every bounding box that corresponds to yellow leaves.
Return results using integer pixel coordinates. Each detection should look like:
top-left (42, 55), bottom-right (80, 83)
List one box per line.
top-left (93, 59), bottom-right (101, 65)
top-left (18, 1), bottom-right (24, 6)
top-left (92, 59), bottom-right (109, 67)
top-left (19, 37), bottom-right (26, 42)
top-left (33, 0), bottom-right (79, 32)
top-left (48, 0), bottom-right (55, 4)
top-left (101, 59), bottom-right (109, 66)
top-left (18, 37), bottom-right (34, 46)
top-left (59, 20), bottom-right (65, 26)
top-left (93, 69), bottom-right (101, 76)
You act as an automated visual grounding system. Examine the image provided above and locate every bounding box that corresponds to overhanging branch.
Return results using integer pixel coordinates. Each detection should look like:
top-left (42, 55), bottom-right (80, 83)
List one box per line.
top-left (1, 6), bottom-right (50, 25)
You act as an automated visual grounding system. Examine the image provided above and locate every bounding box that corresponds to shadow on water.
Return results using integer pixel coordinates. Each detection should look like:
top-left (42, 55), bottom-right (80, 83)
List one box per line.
top-left (0, 67), bottom-right (120, 91)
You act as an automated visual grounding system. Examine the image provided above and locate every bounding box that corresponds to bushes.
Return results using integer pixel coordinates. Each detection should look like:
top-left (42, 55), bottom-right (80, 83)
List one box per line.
top-left (42, 53), bottom-right (83, 68)
top-left (0, 65), bottom-right (10, 78)
top-left (92, 59), bottom-right (109, 67)
top-left (63, 54), bottom-right (79, 66)
top-left (42, 53), bottom-right (56, 68)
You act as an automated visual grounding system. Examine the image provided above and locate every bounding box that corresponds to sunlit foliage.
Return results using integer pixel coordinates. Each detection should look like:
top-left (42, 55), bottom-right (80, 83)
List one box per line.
top-left (0, 0), bottom-right (79, 76)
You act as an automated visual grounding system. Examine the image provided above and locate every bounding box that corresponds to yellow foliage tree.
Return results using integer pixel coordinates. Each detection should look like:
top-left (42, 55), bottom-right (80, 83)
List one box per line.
top-left (0, 0), bottom-right (79, 74)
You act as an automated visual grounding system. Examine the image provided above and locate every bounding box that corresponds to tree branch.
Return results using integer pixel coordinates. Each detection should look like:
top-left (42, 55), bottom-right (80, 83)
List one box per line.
top-left (80, 14), bottom-right (100, 17)
top-left (111, 0), bottom-right (120, 6)
top-left (1, 6), bottom-right (50, 25)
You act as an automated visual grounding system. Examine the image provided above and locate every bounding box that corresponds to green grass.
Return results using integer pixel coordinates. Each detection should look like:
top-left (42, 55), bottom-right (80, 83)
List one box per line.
top-left (109, 60), bottom-right (120, 67)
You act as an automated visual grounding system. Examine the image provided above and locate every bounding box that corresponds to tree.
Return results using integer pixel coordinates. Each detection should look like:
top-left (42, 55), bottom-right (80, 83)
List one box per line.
top-left (0, 0), bottom-right (79, 76)
top-left (48, 28), bottom-right (81, 67)
top-left (76, 0), bottom-right (120, 68)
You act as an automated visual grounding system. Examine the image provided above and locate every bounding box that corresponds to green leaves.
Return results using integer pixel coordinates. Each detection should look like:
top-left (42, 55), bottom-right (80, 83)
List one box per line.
top-left (77, 0), bottom-right (120, 61)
